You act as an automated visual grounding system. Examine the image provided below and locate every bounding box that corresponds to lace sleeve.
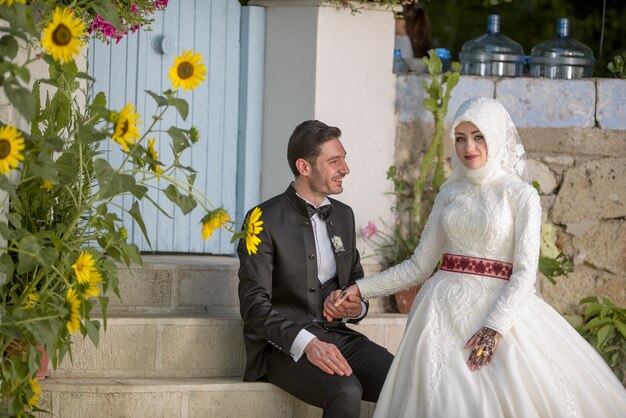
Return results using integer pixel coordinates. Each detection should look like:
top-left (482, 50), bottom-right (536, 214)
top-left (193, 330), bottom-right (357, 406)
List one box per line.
top-left (483, 185), bottom-right (541, 335)
top-left (357, 191), bottom-right (448, 300)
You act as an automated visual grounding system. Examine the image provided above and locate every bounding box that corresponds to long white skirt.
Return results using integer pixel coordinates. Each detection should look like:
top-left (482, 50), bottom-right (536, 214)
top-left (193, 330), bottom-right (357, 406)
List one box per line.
top-left (373, 271), bottom-right (626, 418)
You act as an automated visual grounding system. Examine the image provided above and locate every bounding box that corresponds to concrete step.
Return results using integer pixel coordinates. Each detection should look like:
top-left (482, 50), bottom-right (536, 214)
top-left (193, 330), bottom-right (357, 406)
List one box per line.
top-left (51, 314), bottom-right (407, 379)
top-left (106, 255), bottom-right (388, 315)
top-left (37, 377), bottom-right (376, 418)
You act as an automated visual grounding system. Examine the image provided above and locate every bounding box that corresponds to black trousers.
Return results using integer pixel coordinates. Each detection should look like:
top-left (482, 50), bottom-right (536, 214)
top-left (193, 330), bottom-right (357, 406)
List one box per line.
top-left (265, 325), bottom-right (394, 418)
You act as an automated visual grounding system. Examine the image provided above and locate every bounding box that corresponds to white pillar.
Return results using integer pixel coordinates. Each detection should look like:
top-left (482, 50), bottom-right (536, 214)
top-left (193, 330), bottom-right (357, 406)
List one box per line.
top-left (251, 0), bottom-right (397, 253)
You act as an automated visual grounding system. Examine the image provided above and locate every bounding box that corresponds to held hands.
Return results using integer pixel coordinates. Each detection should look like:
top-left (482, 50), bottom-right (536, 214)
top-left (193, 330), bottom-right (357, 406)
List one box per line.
top-left (322, 285), bottom-right (363, 322)
top-left (464, 327), bottom-right (502, 371)
top-left (304, 337), bottom-right (352, 376)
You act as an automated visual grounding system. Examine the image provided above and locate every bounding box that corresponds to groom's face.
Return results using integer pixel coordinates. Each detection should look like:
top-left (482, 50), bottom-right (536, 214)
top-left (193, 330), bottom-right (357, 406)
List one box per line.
top-left (308, 138), bottom-right (350, 196)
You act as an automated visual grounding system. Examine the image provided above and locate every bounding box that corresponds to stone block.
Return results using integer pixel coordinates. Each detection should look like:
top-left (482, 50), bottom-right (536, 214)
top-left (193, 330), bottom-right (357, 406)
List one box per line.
top-left (520, 127), bottom-right (626, 158)
top-left (596, 79), bottom-right (626, 129)
top-left (528, 159), bottom-right (557, 194)
top-left (178, 269), bottom-right (240, 314)
top-left (540, 265), bottom-right (626, 314)
top-left (571, 220), bottom-right (626, 276)
top-left (110, 268), bottom-right (173, 310)
top-left (58, 392), bottom-right (181, 418)
top-left (396, 75), bottom-right (495, 124)
top-left (160, 321), bottom-right (245, 376)
top-left (496, 79), bottom-right (595, 128)
top-left (188, 386), bottom-right (293, 418)
top-left (55, 323), bottom-right (157, 377)
top-left (552, 158), bottom-right (626, 223)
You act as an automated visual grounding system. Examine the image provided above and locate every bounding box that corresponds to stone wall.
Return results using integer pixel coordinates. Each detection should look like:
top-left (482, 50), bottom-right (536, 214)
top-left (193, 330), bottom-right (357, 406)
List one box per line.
top-left (395, 75), bottom-right (626, 314)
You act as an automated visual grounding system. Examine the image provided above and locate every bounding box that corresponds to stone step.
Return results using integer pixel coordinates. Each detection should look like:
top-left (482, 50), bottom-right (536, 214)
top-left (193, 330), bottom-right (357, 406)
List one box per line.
top-left (37, 377), bottom-right (376, 418)
top-left (51, 314), bottom-right (407, 379)
top-left (106, 255), bottom-right (388, 315)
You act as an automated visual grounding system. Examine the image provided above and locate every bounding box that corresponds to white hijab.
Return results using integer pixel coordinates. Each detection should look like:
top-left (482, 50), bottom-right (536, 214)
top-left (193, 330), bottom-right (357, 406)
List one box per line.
top-left (445, 97), bottom-right (529, 185)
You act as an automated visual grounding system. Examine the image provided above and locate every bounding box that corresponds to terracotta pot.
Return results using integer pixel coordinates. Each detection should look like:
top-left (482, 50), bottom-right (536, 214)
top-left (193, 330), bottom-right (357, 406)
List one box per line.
top-left (394, 285), bottom-right (421, 314)
top-left (6, 340), bottom-right (49, 379)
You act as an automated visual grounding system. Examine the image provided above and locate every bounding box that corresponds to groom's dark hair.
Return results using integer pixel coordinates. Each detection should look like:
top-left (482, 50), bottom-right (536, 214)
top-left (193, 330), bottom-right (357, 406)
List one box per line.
top-left (287, 120), bottom-right (342, 177)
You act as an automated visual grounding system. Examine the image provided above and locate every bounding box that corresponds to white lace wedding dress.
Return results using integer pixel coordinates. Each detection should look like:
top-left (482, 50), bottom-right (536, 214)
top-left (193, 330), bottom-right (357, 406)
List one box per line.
top-left (358, 171), bottom-right (626, 418)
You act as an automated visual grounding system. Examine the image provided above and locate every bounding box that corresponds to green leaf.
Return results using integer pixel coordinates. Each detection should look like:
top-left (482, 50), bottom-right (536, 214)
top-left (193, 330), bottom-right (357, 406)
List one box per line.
top-left (78, 121), bottom-right (107, 144)
top-left (168, 126), bottom-right (190, 154)
top-left (170, 97), bottom-right (189, 121)
top-left (94, 159), bottom-right (136, 200)
top-left (76, 72), bottom-right (95, 82)
top-left (163, 185), bottom-right (197, 215)
top-left (579, 296), bottom-right (599, 305)
top-left (146, 90), bottom-right (169, 107)
top-left (614, 319), bottom-right (626, 339)
top-left (4, 81), bottom-right (35, 121)
top-left (128, 201), bottom-right (151, 248)
top-left (131, 184), bottom-right (149, 200)
top-left (596, 324), bottom-right (615, 351)
top-left (84, 320), bottom-right (101, 347)
top-left (0, 253), bottom-right (15, 279)
top-left (89, 0), bottom-right (122, 30)
top-left (584, 302), bottom-right (603, 320)
top-left (119, 242), bottom-right (142, 265)
top-left (0, 35), bottom-right (19, 59)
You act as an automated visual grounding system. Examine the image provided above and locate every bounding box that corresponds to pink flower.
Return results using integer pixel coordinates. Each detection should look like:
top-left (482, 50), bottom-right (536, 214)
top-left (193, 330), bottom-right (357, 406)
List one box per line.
top-left (362, 221), bottom-right (378, 239)
top-left (131, 3), bottom-right (139, 14)
top-left (155, 0), bottom-right (169, 10)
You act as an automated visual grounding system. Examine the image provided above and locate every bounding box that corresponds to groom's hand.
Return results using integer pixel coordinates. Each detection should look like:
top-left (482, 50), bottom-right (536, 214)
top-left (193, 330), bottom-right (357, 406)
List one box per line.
top-left (323, 289), bottom-right (362, 321)
top-left (304, 337), bottom-right (352, 376)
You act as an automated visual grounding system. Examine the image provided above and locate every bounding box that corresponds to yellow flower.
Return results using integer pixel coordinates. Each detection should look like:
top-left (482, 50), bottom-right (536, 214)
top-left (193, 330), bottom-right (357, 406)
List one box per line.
top-left (65, 288), bottom-right (80, 334)
top-left (169, 50), bottom-right (207, 91)
top-left (27, 377), bottom-right (42, 409)
top-left (40, 180), bottom-right (54, 192)
top-left (22, 292), bottom-right (38, 310)
top-left (201, 208), bottom-right (231, 241)
top-left (0, 0), bottom-right (27, 5)
top-left (244, 207), bottom-right (263, 255)
top-left (71, 251), bottom-right (95, 284)
top-left (0, 125), bottom-right (25, 175)
top-left (82, 268), bottom-right (102, 298)
top-left (112, 104), bottom-right (141, 152)
top-left (41, 7), bottom-right (86, 63)
top-left (146, 137), bottom-right (163, 179)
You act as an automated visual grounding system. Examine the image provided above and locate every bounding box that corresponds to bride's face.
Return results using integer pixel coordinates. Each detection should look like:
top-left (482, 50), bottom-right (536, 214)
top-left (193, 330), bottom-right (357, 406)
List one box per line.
top-left (454, 122), bottom-right (488, 170)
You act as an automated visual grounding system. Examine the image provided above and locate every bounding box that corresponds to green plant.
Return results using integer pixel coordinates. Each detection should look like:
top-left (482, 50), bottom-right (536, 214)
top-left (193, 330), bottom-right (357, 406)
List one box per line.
top-left (366, 50), bottom-right (460, 268)
top-left (607, 51), bottom-right (626, 78)
top-left (572, 297), bottom-right (626, 382)
top-left (0, 2), bottom-right (256, 416)
top-left (538, 222), bottom-right (573, 284)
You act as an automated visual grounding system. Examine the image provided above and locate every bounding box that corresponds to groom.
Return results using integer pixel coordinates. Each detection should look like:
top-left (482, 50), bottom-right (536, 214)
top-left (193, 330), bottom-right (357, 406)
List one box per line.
top-left (237, 120), bottom-right (393, 417)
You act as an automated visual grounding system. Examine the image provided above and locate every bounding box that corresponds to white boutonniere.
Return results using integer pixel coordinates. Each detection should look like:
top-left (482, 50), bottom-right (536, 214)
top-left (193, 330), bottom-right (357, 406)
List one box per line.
top-left (331, 236), bottom-right (345, 253)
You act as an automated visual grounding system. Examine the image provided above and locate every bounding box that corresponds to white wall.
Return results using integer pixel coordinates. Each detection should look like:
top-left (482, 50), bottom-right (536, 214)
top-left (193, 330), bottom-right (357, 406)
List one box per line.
top-left (252, 0), bottom-right (396, 255)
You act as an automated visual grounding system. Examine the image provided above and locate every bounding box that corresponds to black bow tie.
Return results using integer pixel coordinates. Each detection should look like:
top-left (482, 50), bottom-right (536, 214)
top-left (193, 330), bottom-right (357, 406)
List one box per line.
top-left (306, 203), bottom-right (332, 221)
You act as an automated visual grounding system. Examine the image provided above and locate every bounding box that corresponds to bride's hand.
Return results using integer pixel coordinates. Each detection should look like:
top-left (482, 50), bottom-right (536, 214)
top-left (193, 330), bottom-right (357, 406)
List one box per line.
top-left (323, 285), bottom-right (361, 321)
top-left (464, 327), bottom-right (502, 371)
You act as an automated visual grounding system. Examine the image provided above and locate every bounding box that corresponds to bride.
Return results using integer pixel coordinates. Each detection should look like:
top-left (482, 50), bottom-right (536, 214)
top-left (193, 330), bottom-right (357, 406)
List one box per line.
top-left (327, 97), bottom-right (626, 417)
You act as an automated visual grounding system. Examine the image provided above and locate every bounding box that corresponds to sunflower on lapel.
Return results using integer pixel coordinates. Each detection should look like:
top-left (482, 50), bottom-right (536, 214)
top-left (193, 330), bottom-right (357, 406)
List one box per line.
top-left (331, 236), bottom-right (345, 254)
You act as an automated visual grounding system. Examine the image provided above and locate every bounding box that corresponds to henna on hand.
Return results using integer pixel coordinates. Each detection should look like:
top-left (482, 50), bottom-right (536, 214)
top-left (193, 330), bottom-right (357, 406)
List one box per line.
top-left (466, 327), bottom-right (500, 371)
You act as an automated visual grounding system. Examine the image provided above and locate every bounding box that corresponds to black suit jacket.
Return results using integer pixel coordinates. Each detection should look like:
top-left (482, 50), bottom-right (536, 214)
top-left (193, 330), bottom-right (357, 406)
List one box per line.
top-left (237, 184), bottom-right (367, 381)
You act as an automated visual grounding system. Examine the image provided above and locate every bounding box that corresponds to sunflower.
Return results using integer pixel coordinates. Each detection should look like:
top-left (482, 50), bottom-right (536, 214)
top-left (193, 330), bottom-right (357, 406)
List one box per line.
top-left (201, 208), bottom-right (231, 241)
top-left (71, 251), bottom-right (95, 284)
top-left (146, 138), bottom-right (163, 179)
top-left (244, 207), bottom-right (263, 255)
top-left (41, 7), bottom-right (86, 63)
top-left (0, 0), bottom-right (27, 5)
top-left (65, 288), bottom-right (81, 334)
top-left (81, 268), bottom-right (102, 298)
top-left (40, 180), bottom-right (54, 192)
top-left (0, 125), bottom-right (25, 175)
top-left (26, 378), bottom-right (42, 409)
top-left (169, 50), bottom-right (207, 91)
top-left (112, 104), bottom-right (141, 152)
top-left (22, 292), bottom-right (38, 310)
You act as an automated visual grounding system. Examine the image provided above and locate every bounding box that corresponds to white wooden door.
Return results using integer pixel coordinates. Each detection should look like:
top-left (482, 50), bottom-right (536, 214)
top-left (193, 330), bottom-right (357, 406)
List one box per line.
top-left (88, 0), bottom-right (241, 254)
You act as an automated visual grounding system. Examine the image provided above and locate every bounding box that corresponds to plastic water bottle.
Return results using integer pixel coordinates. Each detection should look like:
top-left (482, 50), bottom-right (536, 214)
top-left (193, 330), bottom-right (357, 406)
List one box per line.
top-left (393, 48), bottom-right (408, 73)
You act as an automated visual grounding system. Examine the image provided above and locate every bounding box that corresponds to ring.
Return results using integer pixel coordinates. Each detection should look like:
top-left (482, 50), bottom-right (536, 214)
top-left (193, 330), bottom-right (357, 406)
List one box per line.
top-left (476, 348), bottom-right (490, 357)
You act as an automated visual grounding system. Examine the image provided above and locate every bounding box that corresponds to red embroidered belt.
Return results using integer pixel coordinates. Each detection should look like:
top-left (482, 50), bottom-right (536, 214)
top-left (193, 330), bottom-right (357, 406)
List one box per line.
top-left (439, 253), bottom-right (512, 281)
